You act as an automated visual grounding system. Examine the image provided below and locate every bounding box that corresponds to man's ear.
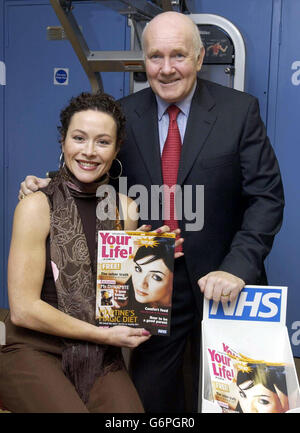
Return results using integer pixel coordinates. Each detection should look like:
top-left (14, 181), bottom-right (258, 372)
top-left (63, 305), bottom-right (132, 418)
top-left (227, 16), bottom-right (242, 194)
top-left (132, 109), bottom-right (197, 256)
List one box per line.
top-left (196, 47), bottom-right (205, 72)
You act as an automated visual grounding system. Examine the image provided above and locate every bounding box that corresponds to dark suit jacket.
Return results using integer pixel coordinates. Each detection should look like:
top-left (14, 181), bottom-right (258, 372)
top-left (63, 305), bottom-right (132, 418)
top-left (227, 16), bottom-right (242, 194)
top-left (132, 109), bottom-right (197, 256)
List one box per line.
top-left (117, 79), bottom-right (284, 307)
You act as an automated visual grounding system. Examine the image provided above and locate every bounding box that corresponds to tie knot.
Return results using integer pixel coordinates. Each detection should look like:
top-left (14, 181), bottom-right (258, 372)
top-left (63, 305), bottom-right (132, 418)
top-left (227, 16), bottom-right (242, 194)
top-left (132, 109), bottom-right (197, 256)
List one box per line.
top-left (167, 104), bottom-right (180, 121)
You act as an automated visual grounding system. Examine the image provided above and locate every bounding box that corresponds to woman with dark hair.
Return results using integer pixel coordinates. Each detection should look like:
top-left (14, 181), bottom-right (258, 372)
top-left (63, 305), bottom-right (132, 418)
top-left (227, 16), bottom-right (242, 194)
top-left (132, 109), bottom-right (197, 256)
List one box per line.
top-left (235, 362), bottom-right (289, 413)
top-left (0, 92), bottom-right (180, 413)
top-left (131, 237), bottom-right (174, 308)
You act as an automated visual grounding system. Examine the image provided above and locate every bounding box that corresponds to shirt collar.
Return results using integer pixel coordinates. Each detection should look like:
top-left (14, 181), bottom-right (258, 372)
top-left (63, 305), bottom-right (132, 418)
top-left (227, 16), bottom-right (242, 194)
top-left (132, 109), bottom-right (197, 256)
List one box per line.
top-left (156, 80), bottom-right (197, 120)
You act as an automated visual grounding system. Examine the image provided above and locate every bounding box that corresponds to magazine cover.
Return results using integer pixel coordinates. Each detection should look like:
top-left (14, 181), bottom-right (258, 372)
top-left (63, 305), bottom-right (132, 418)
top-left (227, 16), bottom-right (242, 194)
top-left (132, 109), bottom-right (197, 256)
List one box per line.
top-left (95, 230), bottom-right (176, 336)
top-left (201, 286), bottom-right (300, 413)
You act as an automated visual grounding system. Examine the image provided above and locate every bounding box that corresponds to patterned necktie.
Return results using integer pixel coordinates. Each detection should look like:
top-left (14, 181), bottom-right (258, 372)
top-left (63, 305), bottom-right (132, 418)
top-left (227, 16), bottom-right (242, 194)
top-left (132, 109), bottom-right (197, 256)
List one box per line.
top-left (161, 105), bottom-right (182, 252)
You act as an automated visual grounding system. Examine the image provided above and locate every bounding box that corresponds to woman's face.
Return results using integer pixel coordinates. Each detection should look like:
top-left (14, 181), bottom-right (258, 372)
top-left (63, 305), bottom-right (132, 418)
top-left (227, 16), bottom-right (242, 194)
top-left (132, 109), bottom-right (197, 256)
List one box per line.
top-left (132, 255), bottom-right (172, 306)
top-left (238, 380), bottom-right (289, 413)
top-left (62, 109), bottom-right (117, 183)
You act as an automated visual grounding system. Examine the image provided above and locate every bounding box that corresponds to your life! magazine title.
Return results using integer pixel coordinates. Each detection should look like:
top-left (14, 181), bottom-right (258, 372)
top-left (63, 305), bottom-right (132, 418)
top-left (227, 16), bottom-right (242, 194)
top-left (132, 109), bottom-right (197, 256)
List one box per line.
top-left (95, 230), bottom-right (176, 336)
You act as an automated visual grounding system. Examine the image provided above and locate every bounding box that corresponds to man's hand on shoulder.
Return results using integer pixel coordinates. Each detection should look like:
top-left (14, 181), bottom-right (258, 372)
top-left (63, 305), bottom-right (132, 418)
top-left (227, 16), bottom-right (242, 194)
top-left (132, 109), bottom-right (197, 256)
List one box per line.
top-left (19, 176), bottom-right (51, 200)
top-left (198, 270), bottom-right (245, 304)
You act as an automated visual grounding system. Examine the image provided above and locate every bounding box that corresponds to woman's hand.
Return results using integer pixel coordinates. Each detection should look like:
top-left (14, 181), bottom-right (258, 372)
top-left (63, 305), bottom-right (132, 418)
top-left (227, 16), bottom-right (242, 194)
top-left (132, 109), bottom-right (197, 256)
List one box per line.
top-left (138, 224), bottom-right (184, 258)
top-left (103, 325), bottom-right (151, 348)
top-left (169, 227), bottom-right (184, 258)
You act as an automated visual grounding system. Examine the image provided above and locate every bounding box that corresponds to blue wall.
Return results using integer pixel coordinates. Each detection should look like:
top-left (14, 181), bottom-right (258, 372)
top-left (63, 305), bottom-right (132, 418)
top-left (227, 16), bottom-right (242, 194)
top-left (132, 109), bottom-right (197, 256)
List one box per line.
top-left (265, 0), bottom-right (300, 353)
top-left (1, 0), bottom-right (300, 355)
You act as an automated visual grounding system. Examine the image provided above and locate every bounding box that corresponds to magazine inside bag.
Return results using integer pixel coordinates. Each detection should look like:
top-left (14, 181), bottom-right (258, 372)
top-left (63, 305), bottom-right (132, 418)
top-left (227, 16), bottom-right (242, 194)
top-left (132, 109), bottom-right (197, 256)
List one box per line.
top-left (200, 286), bottom-right (300, 413)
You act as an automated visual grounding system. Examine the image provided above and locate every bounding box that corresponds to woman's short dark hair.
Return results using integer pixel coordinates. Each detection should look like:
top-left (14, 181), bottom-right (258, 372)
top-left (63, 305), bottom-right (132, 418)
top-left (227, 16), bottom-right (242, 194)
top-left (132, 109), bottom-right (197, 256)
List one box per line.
top-left (236, 363), bottom-right (288, 396)
top-left (133, 237), bottom-right (174, 271)
top-left (58, 91), bottom-right (126, 151)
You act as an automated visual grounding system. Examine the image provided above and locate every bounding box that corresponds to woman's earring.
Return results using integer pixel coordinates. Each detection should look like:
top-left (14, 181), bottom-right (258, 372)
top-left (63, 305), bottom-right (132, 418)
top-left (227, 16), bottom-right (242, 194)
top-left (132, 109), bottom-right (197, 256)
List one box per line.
top-left (59, 152), bottom-right (65, 168)
top-left (108, 158), bottom-right (123, 179)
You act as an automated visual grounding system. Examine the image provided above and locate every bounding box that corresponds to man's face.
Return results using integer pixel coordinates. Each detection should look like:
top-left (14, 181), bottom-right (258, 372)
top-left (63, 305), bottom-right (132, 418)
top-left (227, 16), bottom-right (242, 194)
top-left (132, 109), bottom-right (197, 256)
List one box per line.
top-left (143, 17), bottom-right (204, 103)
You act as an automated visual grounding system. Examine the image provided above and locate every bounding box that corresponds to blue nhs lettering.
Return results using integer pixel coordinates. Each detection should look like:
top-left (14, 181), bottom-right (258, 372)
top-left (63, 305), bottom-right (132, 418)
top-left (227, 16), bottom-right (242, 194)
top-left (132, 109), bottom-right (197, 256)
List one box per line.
top-left (208, 288), bottom-right (282, 322)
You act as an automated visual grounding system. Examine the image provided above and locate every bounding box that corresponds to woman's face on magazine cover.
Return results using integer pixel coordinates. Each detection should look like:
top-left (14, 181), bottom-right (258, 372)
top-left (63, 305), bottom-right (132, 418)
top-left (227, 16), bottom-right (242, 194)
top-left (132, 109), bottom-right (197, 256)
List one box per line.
top-left (237, 380), bottom-right (289, 413)
top-left (132, 255), bottom-right (172, 306)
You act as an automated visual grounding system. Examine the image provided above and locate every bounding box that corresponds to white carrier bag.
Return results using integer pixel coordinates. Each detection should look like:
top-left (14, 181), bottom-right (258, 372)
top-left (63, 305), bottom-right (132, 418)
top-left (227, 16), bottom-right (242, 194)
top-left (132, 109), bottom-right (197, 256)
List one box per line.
top-left (201, 286), bottom-right (300, 413)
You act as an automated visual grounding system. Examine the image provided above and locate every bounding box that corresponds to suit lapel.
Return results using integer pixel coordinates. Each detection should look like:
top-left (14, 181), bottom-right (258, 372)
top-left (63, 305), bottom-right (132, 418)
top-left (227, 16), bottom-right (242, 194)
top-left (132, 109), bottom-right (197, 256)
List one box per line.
top-left (129, 81), bottom-right (217, 187)
top-left (177, 80), bottom-right (217, 186)
top-left (130, 90), bottom-right (163, 185)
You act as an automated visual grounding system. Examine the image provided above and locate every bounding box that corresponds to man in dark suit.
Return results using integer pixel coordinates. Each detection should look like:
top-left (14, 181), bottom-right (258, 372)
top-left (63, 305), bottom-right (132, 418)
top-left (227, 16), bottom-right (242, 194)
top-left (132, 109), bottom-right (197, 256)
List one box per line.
top-left (116, 11), bottom-right (284, 412)
top-left (20, 11), bottom-right (284, 413)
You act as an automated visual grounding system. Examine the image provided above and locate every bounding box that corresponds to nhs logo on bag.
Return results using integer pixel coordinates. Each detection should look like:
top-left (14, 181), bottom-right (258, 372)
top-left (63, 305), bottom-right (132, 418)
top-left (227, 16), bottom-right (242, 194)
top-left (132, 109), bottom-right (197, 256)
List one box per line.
top-left (207, 286), bottom-right (287, 324)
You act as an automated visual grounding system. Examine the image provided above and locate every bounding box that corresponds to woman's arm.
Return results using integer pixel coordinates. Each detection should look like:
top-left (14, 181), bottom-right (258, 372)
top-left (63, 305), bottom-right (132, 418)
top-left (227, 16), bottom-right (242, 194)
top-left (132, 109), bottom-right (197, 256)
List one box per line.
top-left (8, 192), bottom-right (150, 347)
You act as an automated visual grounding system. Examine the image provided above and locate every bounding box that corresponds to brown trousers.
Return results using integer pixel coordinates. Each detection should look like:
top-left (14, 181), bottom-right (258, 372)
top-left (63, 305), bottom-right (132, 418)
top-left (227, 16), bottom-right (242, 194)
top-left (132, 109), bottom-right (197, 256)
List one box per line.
top-left (0, 318), bottom-right (144, 413)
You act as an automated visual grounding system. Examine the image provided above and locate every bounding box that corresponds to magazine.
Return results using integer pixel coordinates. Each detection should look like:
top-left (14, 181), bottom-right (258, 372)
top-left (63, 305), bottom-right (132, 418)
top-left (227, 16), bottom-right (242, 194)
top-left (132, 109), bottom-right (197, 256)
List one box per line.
top-left (95, 230), bottom-right (175, 336)
top-left (201, 286), bottom-right (300, 413)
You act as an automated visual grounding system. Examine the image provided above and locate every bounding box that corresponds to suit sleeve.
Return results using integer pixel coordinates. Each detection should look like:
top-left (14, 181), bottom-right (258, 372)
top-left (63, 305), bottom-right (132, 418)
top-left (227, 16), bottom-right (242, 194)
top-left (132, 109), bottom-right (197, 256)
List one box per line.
top-left (218, 97), bottom-right (284, 284)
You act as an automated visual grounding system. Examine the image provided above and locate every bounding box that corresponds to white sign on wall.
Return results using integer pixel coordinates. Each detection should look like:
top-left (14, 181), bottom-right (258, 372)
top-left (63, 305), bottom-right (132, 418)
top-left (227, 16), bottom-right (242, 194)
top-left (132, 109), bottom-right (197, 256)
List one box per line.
top-left (54, 67), bottom-right (69, 86)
